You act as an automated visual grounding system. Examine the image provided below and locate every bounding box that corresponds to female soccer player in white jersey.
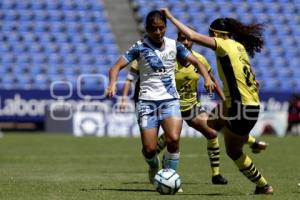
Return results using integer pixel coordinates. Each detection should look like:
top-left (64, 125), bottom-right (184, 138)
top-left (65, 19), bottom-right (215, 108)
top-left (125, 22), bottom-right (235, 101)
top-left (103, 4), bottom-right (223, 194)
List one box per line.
top-left (161, 8), bottom-right (273, 194)
top-left (106, 10), bottom-right (215, 184)
top-left (122, 30), bottom-right (268, 186)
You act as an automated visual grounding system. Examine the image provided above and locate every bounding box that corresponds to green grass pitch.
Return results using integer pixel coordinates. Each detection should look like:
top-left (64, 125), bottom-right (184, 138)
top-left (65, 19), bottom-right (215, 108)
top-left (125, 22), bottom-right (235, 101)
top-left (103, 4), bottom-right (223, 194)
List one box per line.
top-left (0, 133), bottom-right (299, 200)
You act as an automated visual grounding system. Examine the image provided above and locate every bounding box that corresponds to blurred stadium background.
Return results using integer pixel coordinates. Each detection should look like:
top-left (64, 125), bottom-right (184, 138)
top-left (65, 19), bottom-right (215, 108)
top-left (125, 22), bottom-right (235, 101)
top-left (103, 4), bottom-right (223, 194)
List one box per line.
top-left (0, 0), bottom-right (299, 136)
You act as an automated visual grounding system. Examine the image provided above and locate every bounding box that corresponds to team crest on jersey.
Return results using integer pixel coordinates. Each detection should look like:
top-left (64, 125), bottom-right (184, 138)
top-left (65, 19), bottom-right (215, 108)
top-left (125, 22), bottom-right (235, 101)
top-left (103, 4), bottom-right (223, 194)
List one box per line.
top-left (146, 51), bottom-right (156, 57)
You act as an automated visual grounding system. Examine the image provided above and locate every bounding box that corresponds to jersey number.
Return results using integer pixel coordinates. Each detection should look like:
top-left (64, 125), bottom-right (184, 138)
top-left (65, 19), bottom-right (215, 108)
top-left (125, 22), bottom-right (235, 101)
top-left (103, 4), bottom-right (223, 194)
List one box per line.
top-left (243, 66), bottom-right (255, 87)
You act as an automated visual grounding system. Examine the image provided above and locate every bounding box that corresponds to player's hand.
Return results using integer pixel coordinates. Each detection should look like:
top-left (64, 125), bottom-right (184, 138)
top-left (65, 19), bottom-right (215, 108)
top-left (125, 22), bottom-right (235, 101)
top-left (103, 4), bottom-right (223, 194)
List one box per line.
top-left (160, 8), bottom-right (172, 18)
top-left (106, 84), bottom-right (116, 98)
top-left (204, 79), bottom-right (216, 96)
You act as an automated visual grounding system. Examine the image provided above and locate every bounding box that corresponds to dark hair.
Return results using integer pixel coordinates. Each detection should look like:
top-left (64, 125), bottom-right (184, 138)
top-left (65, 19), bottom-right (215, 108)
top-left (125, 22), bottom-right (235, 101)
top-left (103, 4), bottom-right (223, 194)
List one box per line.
top-left (145, 10), bottom-right (167, 30)
top-left (177, 25), bottom-right (196, 39)
top-left (209, 18), bottom-right (264, 58)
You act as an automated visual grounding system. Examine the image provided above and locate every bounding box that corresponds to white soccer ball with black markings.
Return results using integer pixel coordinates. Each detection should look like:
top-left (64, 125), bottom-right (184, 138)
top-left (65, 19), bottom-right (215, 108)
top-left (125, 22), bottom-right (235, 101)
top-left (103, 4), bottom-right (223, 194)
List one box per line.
top-left (153, 168), bottom-right (181, 195)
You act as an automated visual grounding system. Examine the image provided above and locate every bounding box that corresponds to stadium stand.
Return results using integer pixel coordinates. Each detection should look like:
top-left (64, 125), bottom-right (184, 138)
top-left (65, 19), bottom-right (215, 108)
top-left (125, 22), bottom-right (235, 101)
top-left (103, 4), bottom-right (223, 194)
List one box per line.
top-left (0, 0), bottom-right (119, 90)
top-left (130, 0), bottom-right (300, 92)
top-left (0, 0), bottom-right (299, 92)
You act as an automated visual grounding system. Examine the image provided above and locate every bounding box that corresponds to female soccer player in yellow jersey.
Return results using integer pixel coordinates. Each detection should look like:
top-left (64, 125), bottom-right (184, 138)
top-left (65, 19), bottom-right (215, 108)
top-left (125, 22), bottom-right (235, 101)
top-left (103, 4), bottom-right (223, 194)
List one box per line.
top-left (164, 31), bottom-right (229, 185)
top-left (161, 8), bottom-right (273, 194)
top-left (121, 30), bottom-right (268, 186)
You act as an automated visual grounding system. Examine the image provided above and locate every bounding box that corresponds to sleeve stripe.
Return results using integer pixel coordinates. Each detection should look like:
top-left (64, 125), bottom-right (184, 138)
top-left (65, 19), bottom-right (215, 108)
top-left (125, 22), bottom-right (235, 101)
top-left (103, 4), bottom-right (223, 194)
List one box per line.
top-left (122, 55), bottom-right (130, 64)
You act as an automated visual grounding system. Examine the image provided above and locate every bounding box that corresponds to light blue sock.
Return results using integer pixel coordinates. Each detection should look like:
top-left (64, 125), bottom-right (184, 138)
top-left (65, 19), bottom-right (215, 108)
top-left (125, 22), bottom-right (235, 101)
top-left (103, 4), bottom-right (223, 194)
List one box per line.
top-left (163, 150), bottom-right (180, 171)
top-left (145, 154), bottom-right (159, 169)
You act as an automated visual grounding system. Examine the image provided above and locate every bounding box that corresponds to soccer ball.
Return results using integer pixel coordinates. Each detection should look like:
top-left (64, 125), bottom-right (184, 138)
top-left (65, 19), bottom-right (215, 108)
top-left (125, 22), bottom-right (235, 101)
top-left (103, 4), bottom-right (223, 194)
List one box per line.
top-left (153, 168), bottom-right (181, 195)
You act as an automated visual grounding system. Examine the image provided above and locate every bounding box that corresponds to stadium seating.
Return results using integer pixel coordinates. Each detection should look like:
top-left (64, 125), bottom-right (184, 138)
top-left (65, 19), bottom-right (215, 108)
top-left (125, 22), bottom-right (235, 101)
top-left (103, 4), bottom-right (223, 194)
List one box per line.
top-left (131, 0), bottom-right (300, 92)
top-left (0, 0), bottom-right (119, 90)
top-left (0, 0), bottom-right (299, 92)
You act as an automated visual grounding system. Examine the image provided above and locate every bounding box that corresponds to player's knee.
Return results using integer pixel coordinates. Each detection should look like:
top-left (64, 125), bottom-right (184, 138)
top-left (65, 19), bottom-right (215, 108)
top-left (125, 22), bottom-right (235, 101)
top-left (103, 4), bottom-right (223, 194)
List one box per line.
top-left (166, 134), bottom-right (180, 144)
top-left (142, 147), bottom-right (156, 158)
top-left (226, 148), bottom-right (242, 160)
top-left (165, 135), bottom-right (180, 152)
top-left (202, 128), bottom-right (217, 139)
top-left (188, 120), bottom-right (217, 139)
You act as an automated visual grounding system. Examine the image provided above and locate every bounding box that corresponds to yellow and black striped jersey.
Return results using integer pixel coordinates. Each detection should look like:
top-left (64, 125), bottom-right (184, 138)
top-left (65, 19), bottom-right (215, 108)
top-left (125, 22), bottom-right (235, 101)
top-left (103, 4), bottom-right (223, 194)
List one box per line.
top-left (214, 38), bottom-right (259, 108)
top-left (175, 51), bottom-right (211, 111)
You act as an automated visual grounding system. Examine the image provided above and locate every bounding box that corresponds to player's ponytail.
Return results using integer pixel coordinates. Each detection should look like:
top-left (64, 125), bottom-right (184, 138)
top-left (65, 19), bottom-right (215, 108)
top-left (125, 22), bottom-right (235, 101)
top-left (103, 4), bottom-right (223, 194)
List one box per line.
top-left (209, 18), bottom-right (265, 58)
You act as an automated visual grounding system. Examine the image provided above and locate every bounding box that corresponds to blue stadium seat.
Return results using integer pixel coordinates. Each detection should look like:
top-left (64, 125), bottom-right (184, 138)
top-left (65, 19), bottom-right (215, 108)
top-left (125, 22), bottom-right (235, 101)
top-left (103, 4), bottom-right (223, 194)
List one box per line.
top-left (48, 54), bottom-right (63, 64)
top-left (276, 68), bottom-right (293, 78)
top-left (16, 1), bottom-right (32, 10)
top-left (277, 78), bottom-right (293, 91)
top-left (287, 79), bottom-right (300, 91)
top-left (44, 43), bottom-right (60, 54)
top-left (0, 43), bottom-right (13, 53)
top-left (60, 44), bottom-right (75, 54)
top-left (1, 0), bottom-right (17, 9)
top-left (31, 2), bottom-right (47, 10)
top-left (0, 75), bottom-right (16, 89)
top-left (61, 1), bottom-right (76, 10)
top-left (80, 66), bottom-right (96, 74)
top-left (15, 75), bottom-right (34, 90)
top-left (260, 78), bottom-right (280, 91)
top-left (79, 55), bottom-right (95, 65)
top-left (63, 11), bottom-right (79, 22)
top-left (33, 11), bottom-right (47, 21)
top-left (27, 44), bottom-right (42, 53)
top-left (50, 22), bottom-right (66, 32)
top-left (75, 44), bottom-right (91, 54)
top-left (1, 53), bottom-right (16, 63)
top-left (64, 74), bottom-right (78, 87)
top-left (63, 55), bottom-right (79, 65)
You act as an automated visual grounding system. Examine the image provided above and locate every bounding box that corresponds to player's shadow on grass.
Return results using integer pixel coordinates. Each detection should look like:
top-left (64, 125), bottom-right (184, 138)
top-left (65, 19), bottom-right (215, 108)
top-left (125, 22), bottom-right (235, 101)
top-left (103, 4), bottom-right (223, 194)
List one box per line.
top-left (80, 187), bottom-right (154, 193)
top-left (122, 181), bottom-right (152, 185)
top-left (80, 188), bottom-right (245, 196)
top-left (80, 186), bottom-right (247, 196)
top-left (122, 181), bottom-right (200, 185)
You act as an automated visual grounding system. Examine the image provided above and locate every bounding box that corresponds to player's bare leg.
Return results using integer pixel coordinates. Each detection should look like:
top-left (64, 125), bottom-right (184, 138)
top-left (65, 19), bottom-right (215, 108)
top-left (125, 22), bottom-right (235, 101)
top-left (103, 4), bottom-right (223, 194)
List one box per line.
top-left (140, 128), bottom-right (159, 184)
top-left (161, 117), bottom-right (183, 192)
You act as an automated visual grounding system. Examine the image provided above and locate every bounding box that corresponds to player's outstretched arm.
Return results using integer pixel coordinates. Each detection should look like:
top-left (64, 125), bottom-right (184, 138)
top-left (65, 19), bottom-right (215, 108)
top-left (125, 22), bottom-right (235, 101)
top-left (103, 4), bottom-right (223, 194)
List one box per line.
top-left (209, 71), bottom-right (225, 101)
top-left (120, 79), bottom-right (133, 112)
top-left (187, 53), bottom-right (215, 95)
top-left (107, 57), bottom-right (128, 98)
top-left (160, 8), bottom-right (216, 50)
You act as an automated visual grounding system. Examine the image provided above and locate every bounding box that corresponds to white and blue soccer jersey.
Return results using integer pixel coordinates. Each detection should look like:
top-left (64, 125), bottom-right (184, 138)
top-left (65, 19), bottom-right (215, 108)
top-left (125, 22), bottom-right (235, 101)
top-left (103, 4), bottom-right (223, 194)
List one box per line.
top-left (123, 36), bottom-right (191, 101)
